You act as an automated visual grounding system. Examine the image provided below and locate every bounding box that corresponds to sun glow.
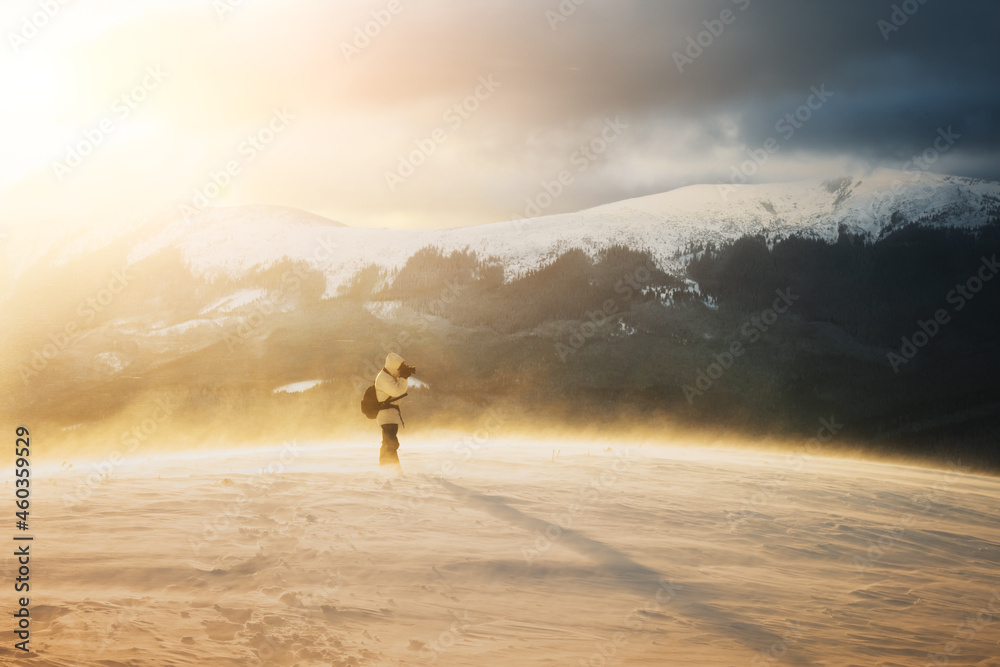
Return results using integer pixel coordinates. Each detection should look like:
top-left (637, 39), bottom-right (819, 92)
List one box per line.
top-left (0, 56), bottom-right (68, 185)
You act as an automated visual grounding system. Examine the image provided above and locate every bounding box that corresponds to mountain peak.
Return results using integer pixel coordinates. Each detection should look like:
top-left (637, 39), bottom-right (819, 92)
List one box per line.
top-left (175, 204), bottom-right (347, 229)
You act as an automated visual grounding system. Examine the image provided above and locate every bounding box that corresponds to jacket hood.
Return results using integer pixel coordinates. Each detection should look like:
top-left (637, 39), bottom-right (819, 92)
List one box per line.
top-left (384, 353), bottom-right (406, 375)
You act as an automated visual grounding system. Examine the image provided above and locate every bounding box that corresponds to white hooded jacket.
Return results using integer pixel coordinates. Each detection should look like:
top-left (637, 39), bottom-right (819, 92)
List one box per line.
top-left (375, 352), bottom-right (408, 426)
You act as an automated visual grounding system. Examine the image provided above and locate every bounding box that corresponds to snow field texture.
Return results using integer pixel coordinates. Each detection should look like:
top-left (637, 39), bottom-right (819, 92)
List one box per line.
top-left (9, 440), bottom-right (1000, 666)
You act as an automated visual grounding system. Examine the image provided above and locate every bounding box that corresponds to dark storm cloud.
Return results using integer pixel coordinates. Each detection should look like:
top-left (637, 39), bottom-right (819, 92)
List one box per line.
top-left (351, 0), bottom-right (1000, 180)
top-left (12, 1), bottom-right (994, 231)
top-left (695, 0), bottom-right (1000, 173)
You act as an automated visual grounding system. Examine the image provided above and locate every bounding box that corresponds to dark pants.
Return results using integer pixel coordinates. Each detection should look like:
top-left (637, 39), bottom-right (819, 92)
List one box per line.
top-left (380, 424), bottom-right (400, 467)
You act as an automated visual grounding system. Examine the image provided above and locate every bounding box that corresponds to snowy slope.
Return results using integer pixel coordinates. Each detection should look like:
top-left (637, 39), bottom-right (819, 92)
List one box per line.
top-left (119, 170), bottom-right (999, 297)
top-left (5, 170), bottom-right (998, 302)
top-left (30, 438), bottom-right (1000, 666)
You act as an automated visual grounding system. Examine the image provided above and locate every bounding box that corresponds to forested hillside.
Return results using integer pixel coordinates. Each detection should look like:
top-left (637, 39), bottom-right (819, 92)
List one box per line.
top-left (8, 214), bottom-right (1000, 470)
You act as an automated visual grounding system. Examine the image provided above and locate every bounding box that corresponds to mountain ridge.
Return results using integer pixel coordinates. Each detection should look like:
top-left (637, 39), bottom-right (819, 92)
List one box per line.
top-left (139, 170), bottom-right (1000, 289)
top-left (3, 169), bottom-right (998, 305)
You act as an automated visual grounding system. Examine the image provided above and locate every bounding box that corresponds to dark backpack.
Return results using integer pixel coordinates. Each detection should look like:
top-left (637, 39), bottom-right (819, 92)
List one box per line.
top-left (360, 384), bottom-right (408, 419)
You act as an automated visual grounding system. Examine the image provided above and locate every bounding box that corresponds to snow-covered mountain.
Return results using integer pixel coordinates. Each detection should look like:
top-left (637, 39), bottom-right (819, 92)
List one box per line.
top-left (133, 169), bottom-right (1000, 294)
top-left (6, 169), bottom-right (1000, 461)
top-left (5, 169), bottom-right (999, 301)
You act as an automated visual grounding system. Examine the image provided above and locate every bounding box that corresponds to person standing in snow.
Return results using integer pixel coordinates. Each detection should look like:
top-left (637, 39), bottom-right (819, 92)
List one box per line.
top-left (375, 352), bottom-right (416, 468)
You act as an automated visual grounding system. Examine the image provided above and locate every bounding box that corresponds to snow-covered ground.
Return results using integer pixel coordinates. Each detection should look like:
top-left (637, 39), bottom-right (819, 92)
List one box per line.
top-left (201, 288), bottom-right (270, 315)
top-left (11, 439), bottom-right (1000, 666)
top-left (273, 380), bottom-right (324, 394)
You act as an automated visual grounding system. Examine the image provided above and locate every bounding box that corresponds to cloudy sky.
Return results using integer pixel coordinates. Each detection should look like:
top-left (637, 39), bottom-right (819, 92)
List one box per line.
top-left (1, 0), bottom-right (997, 231)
